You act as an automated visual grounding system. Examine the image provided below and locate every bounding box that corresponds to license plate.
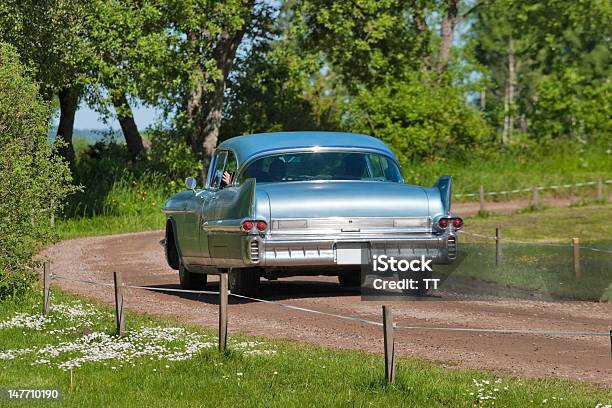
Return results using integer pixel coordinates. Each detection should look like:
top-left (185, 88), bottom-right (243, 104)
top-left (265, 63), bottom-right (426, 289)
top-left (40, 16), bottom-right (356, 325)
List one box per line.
top-left (336, 243), bottom-right (365, 265)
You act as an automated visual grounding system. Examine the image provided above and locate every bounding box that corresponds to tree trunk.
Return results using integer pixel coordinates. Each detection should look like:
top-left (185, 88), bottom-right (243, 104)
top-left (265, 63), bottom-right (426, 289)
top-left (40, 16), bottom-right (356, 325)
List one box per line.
top-left (56, 87), bottom-right (79, 167)
top-left (436, 0), bottom-right (460, 75)
top-left (479, 89), bottom-right (486, 110)
top-left (198, 27), bottom-right (249, 173)
top-left (112, 93), bottom-right (144, 160)
top-left (502, 37), bottom-right (516, 144)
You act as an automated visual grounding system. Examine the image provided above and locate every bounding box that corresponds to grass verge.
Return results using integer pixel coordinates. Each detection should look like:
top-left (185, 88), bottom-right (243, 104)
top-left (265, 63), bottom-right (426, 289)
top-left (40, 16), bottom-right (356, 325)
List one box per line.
top-left (1, 291), bottom-right (610, 407)
top-left (56, 211), bottom-right (164, 240)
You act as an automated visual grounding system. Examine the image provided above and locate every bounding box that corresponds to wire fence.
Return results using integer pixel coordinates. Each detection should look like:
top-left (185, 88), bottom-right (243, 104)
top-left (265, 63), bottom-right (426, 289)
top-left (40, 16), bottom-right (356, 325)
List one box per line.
top-left (453, 178), bottom-right (611, 199)
top-left (39, 264), bottom-right (612, 383)
top-left (48, 272), bottom-right (610, 338)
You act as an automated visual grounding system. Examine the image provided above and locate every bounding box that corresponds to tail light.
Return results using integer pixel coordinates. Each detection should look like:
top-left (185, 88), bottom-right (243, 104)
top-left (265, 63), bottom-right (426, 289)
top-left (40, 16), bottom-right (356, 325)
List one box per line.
top-left (452, 217), bottom-right (464, 229)
top-left (438, 217), bottom-right (463, 229)
top-left (242, 220), bottom-right (267, 232)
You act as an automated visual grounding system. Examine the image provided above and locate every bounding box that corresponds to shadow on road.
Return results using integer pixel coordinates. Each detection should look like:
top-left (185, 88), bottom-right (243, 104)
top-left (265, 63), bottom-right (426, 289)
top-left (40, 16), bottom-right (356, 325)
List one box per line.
top-left (139, 278), bottom-right (361, 305)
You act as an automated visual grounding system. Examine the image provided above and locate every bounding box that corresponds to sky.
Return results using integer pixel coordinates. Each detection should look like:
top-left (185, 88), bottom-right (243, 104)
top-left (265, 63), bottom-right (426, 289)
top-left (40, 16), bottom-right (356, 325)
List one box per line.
top-left (53, 102), bottom-right (161, 130)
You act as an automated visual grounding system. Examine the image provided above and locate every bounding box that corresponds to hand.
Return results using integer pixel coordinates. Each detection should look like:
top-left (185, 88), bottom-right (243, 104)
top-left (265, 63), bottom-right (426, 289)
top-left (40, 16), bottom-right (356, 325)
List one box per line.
top-left (222, 171), bottom-right (232, 185)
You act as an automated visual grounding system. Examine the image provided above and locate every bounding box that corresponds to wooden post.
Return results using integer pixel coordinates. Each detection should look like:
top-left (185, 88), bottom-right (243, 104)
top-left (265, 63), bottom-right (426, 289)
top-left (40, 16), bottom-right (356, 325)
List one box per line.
top-left (113, 272), bottom-right (125, 337)
top-left (50, 196), bottom-right (55, 227)
top-left (495, 227), bottom-right (502, 266)
top-left (219, 272), bottom-right (228, 352)
top-left (572, 238), bottom-right (581, 279)
top-left (532, 185), bottom-right (540, 207)
top-left (43, 261), bottom-right (51, 315)
top-left (597, 178), bottom-right (603, 201)
top-left (382, 306), bottom-right (395, 383)
top-left (479, 185), bottom-right (485, 212)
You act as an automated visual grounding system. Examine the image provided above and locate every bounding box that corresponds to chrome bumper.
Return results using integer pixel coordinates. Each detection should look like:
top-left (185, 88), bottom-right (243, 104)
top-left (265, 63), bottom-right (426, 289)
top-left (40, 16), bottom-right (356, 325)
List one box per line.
top-left (242, 234), bottom-right (457, 267)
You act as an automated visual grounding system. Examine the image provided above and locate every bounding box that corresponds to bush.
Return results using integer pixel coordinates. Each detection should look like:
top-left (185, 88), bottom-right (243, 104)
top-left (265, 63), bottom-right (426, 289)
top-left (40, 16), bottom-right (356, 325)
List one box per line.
top-left (148, 126), bottom-right (202, 190)
top-left (347, 72), bottom-right (491, 166)
top-left (0, 43), bottom-right (74, 300)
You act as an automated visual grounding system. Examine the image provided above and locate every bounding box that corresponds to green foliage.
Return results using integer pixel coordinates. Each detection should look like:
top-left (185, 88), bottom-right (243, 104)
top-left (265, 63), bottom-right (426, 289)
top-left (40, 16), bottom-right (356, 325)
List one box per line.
top-left (222, 31), bottom-right (342, 138)
top-left (0, 0), bottom-right (91, 98)
top-left (403, 138), bottom-right (612, 195)
top-left (0, 44), bottom-right (74, 300)
top-left (294, 0), bottom-right (431, 89)
top-left (347, 73), bottom-right (490, 165)
top-left (467, 0), bottom-right (612, 142)
top-left (148, 127), bottom-right (203, 190)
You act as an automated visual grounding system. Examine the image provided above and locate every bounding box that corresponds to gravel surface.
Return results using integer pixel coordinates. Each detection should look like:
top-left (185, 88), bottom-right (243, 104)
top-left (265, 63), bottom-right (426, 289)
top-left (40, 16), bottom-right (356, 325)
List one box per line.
top-left (42, 229), bottom-right (612, 387)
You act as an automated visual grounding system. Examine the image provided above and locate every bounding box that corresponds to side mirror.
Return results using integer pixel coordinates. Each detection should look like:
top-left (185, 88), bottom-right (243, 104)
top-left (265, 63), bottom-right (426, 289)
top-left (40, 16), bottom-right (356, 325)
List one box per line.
top-left (185, 176), bottom-right (197, 191)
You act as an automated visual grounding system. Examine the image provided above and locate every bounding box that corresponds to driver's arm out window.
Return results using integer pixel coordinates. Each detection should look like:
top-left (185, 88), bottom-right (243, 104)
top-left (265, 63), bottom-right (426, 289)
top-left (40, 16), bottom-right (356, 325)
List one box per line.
top-left (209, 151), bottom-right (228, 190)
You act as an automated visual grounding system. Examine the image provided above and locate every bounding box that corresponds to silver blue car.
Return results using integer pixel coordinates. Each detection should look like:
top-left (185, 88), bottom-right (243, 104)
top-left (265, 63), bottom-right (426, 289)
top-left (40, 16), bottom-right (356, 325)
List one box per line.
top-left (162, 131), bottom-right (462, 295)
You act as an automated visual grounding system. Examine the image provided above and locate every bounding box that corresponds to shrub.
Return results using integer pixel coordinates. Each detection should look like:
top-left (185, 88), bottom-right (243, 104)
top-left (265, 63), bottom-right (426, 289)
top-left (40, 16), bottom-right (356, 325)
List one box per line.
top-left (347, 72), bottom-right (491, 166)
top-left (148, 126), bottom-right (202, 190)
top-left (0, 43), bottom-right (74, 300)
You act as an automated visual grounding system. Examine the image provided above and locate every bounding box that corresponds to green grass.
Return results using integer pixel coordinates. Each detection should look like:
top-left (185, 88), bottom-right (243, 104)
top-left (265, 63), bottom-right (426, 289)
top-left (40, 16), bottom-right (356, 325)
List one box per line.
top-left (465, 204), bottom-right (612, 244)
top-left (446, 205), bottom-right (612, 300)
top-left (406, 142), bottom-right (612, 200)
top-left (55, 212), bottom-right (164, 240)
top-left (1, 291), bottom-right (610, 407)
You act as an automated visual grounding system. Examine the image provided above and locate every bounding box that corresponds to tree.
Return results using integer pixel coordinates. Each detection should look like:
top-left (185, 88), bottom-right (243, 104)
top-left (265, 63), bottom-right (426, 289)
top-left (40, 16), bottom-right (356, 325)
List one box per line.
top-left (172, 0), bottom-right (271, 174)
top-left (347, 72), bottom-right (490, 165)
top-left (221, 4), bottom-right (342, 139)
top-left (0, 0), bottom-right (91, 166)
top-left (0, 43), bottom-right (74, 299)
top-left (468, 0), bottom-right (612, 141)
top-left (85, 0), bottom-right (192, 160)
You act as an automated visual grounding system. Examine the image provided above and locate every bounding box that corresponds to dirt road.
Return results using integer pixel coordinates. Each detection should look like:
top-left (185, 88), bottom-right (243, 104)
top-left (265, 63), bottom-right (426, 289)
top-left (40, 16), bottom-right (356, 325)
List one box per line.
top-left (43, 230), bottom-right (612, 386)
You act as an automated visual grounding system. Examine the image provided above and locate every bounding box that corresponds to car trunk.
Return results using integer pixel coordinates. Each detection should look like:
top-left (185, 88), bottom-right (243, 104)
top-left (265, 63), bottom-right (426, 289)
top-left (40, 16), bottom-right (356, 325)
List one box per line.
top-left (257, 181), bottom-right (430, 219)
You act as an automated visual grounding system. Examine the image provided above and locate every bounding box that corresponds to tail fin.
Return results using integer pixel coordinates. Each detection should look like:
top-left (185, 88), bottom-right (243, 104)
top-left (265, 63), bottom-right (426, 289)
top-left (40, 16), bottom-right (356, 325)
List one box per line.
top-left (433, 176), bottom-right (452, 214)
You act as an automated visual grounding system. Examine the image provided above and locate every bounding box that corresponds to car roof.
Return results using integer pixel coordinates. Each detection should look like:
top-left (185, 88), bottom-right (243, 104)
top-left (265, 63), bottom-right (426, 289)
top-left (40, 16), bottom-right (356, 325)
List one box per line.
top-left (217, 131), bottom-right (397, 164)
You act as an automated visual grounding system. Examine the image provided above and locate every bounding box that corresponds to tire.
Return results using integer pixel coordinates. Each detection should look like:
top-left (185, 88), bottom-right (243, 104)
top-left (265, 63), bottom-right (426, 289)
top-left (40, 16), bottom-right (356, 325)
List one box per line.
top-left (165, 222), bottom-right (180, 270)
top-left (338, 269), bottom-right (362, 287)
top-left (228, 268), bottom-right (260, 296)
top-left (179, 262), bottom-right (207, 290)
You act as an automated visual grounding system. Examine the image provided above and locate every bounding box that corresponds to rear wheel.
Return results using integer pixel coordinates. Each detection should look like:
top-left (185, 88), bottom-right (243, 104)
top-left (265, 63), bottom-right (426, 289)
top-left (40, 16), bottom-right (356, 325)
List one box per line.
top-left (165, 222), bottom-right (180, 270)
top-left (338, 269), bottom-right (362, 287)
top-left (228, 268), bottom-right (260, 296)
top-left (179, 262), bottom-right (207, 290)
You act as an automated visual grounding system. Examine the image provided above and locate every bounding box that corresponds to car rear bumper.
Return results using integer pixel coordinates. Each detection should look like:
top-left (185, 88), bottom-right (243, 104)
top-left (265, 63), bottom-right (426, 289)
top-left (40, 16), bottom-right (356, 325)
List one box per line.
top-left (242, 233), bottom-right (458, 267)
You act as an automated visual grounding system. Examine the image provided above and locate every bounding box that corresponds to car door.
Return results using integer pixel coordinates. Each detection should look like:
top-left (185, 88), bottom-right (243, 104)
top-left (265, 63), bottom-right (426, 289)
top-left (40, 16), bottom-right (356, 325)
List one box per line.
top-left (207, 150), bottom-right (241, 260)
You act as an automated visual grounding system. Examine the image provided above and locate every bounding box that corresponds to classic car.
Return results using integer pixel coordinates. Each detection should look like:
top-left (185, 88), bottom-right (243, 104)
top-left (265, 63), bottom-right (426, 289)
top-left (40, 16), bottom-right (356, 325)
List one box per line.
top-left (161, 131), bottom-right (462, 295)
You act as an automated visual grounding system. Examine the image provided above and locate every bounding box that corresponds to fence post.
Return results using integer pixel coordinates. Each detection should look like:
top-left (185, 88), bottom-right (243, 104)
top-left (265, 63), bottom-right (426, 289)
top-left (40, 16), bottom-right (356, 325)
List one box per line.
top-left (572, 238), bottom-right (581, 279)
top-left (597, 178), bottom-right (604, 201)
top-left (43, 261), bottom-right (51, 315)
top-left (113, 272), bottom-right (125, 337)
top-left (219, 272), bottom-right (228, 352)
top-left (382, 306), bottom-right (395, 383)
top-left (532, 185), bottom-right (540, 207)
top-left (479, 185), bottom-right (485, 212)
top-left (495, 227), bottom-right (502, 266)
top-left (50, 196), bottom-right (55, 227)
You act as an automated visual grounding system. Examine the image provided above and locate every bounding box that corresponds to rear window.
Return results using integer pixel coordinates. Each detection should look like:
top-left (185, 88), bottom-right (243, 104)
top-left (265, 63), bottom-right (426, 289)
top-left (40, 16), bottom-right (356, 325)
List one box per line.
top-left (237, 152), bottom-right (401, 183)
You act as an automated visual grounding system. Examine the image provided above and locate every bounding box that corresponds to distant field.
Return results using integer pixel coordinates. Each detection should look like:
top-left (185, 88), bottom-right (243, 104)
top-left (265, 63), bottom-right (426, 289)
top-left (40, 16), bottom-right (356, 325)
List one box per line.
top-left (404, 143), bottom-right (611, 200)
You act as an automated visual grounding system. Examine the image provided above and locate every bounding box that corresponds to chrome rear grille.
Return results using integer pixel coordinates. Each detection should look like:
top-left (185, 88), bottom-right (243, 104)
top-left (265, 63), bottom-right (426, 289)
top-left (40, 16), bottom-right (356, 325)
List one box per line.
top-left (447, 236), bottom-right (457, 260)
top-left (249, 240), bottom-right (260, 263)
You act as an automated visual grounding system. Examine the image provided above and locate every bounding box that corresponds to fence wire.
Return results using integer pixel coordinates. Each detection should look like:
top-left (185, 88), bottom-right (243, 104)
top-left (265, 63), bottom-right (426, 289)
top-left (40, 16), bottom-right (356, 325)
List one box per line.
top-left (453, 178), bottom-right (611, 198)
top-left (49, 273), bottom-right (611, 339)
